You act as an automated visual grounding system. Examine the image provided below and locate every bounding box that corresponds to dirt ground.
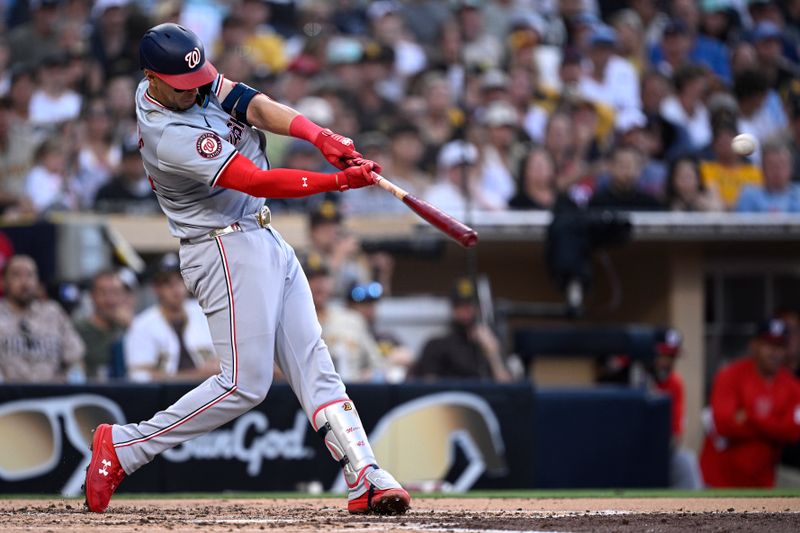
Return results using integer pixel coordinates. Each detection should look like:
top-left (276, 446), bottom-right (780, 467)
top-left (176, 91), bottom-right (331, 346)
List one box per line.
top-left (1, 497), bottom-right (799, 533)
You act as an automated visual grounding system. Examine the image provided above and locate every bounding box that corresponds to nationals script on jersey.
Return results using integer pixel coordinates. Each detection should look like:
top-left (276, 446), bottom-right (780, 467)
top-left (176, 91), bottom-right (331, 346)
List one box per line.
top-left (135, 74), bottom-right (268, 239)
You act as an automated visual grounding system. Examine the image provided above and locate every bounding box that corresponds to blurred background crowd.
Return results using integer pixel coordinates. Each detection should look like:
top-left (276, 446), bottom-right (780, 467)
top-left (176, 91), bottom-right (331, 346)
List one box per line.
top-left (0, 0), bottom-right (799, 489)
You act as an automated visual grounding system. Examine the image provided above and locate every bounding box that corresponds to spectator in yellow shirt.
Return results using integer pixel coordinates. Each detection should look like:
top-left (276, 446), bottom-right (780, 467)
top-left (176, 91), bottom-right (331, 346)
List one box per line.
top-left (699, 119), bottom-right (763, 209)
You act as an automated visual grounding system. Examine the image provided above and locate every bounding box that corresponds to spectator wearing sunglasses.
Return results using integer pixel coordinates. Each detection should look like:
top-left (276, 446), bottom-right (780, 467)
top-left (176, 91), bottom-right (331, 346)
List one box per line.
top-left (0, 254), bottom-right (85, 383)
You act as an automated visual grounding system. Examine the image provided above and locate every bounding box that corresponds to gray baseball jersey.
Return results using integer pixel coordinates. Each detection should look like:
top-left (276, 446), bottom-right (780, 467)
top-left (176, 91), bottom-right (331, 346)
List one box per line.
top-left (135, 75), bottom-right (266, 239)
top-left (112, 77), bottom-right (350, 474)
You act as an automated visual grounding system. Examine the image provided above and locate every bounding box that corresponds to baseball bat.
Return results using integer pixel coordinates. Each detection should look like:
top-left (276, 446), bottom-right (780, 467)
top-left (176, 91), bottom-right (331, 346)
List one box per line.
top-left (371, 172), bottom-right (478, 248)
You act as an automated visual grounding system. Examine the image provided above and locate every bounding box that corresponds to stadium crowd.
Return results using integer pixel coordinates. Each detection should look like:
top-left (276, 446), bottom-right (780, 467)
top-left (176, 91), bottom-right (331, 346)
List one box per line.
top-left (0, 0), bottom-right (799, 216)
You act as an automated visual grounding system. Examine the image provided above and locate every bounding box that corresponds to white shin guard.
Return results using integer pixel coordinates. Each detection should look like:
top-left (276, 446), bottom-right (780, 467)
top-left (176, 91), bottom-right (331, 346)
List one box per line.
top-left (313, 399), bottom-right (377, 487)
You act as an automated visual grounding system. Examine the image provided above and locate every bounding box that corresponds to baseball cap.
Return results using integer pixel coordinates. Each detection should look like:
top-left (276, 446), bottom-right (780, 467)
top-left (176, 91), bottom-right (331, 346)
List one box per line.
top-left (326, 37), bottom-right (363, 65)
top-left (756, 318), bottom-right (789, 345)
top-left (309, 200), bottom-right (342, 228)
top-left (655, 328), bottom-right (682, 356)
top-left (366, 0), bottom-right (401, 20)
top-left (482, 101), bottom-right (519, 128)
top-left (450, 277), bottom-right (477, 305)
top-left (589, 25), bottom-right (617, 47)
top-left (751, 21), bottom-right (782, 43)
top-left (302, 252), bottom-right (330, 279)
top-left (152, 252), bottom-right (180, 284)
top-left (663, 19), bottom-right (690, 37)
top-left (480, 69), bottom-right (510, 92)
top-left (509, 10), bottom-right (546, 35)
top-left (438, 140), bottom-right (479, 169)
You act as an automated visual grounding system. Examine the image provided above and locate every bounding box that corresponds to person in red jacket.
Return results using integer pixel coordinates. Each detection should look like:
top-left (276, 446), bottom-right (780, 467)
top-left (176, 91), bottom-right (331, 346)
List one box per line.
top-left (700, 318), bottom-right (800, 487)
top-left (649, 328), bottom-right (703, 489)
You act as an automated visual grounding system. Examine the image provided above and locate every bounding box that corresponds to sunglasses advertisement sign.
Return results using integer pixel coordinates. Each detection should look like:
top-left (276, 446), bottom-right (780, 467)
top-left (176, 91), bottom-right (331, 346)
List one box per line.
top-left (0, 383), bottom-right (536, 494)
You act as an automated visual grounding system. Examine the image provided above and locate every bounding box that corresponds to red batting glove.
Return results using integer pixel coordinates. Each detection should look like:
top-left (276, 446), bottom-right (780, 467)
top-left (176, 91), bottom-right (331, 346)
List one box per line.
top-left (335, 160), bottom-right (377, 191)
top-left (314, 129), bottom-right (362, 170)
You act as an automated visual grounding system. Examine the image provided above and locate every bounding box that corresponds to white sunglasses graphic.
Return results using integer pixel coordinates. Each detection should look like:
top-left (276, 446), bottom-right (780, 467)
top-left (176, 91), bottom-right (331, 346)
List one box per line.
top-left (0, 394), bottom-right (125, 496)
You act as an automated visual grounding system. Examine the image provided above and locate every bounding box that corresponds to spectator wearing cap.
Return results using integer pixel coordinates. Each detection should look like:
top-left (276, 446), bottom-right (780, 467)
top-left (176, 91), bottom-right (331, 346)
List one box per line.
top-left (7, 0), bottom-right (62, 69)
top-left (615, 109), bottom-right (669, 200)
top-left (734, 68), bottom-right (788, 148)
top-left (73, 269), bottom-right (133, 380)
top-left (307, 201), bottom-right (372, 300)
top-left (425, 140), bottom-right (504, 212)
top-left (736, 140), bottom-right (800, 213)
top-left (578, 24), bottom-right (642, 115)
top-left (94, 137), bottom-right (160, 214)
top-left (124, 254), bottom-right (218, 383)
top-left (589, 145), bottom-right (663, 211)
top-left (456, 0), bottom-right (504, 70)
top-left (647, 328), bottom-right (704, 489)
top-left (700, 318), bottom-right (800, 487)
top-left (409, 277), bottom-right (510, 382)
top-left (479, 100), bottom-right (527, 205)
top-left (304, 254), bottom-right (384, 383)
top-left (659, 64), bottom-right (712, 151)
top-left (698, 118), bottom-right (763, 209)
top-left (751, 21), bottom-right (800, 100)
top-left (28, 54), bottom-right (82, 127)
top-left (355, 42), bottom-right (399, 130)
top-left (508, 146), bottom-right (557, 210)
top-left (505, 11), bottom-right (562, 92)
top-left (649, 12), bottom-right (731, 83)
top-left (346, 280), bottom-right (413, 383)
top-left (234, 0), bottom-right (287, 75)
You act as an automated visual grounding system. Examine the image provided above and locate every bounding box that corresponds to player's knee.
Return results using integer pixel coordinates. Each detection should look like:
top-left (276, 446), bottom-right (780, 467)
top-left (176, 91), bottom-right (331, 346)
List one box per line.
top-left (236, 375), bottom-right (273, 406)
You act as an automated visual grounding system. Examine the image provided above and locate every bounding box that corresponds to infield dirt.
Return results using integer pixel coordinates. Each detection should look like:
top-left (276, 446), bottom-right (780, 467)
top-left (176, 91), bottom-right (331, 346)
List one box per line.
top-left (1, 497), bottom-right (798, 532)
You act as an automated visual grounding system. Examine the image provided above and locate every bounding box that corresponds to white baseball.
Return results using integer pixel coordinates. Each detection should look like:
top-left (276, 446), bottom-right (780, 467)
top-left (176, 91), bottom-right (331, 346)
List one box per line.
top-left (731, 133), bottom-right (757, 156)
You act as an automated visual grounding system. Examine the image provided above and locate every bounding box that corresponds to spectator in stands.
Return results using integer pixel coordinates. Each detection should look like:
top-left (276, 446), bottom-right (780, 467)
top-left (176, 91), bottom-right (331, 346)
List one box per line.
top-left (29, 54), bottom-right (82, 128)
top-left (578, 25), bottom-right (641, 115)
top-left (234, 0), bottom-right (287, 75)
top-left (665, 156), bottom-right (723, 212)
top-left (124, 254), bottom-right (218, 383)
top-left (659, 64), bottom-right (711, 151)
top-left (700, 318), bottom-right (800, 487)
top-left (346, 280), bottom-right (413, 383)
top-left (544, 111), bottom-right (589, 192)
top-left (752, 21), bottom-right (800, 98)
top-left (73, 270), bottom-right (133, 381)
top-left (409, 277), bottom-right (511, 382)
top-left (306, 200), bottom-right (373, 300)
top-left (589, 145), bottom-right (663, 211)
top-left (7, 0), bottom-right (62, 68)
top-left (425, 140), bottom-right (504, 212)
top-left (611, 9), bottom-right (647, 74)
top-left (456, 0), bottom-right (503, 71)
top-left (76, 98), bottom-right (121, 208)
top-left (734, 68), bottom-right (788, 148)
top-left (647, 328), bottom-right (704, 489)
top-left (508, 146), bottom-right (557, 210)
top-left (479, 100), bottom-right (525, 205)
top-left (615, 109), bottom-right (668, 200)
top-left (25, 137), bottom-right (79, 214)
top-left (699, 119), bottom-right (763, 210)
top-left (737, 140), bottom-right (800, 213)
top-left (0, 254), bottom-right (85, 383)
top-left (88, 0), bottom-right (140, 80)
top-left (94, 137), bottom-right (160, 214)
top-left (305, 253), bottom-right (384, 383)
top-left (0, 99), bottom-right (36, 217)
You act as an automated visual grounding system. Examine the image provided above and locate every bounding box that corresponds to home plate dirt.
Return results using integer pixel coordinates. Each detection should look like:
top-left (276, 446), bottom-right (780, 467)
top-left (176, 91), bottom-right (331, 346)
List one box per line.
top-left (1, 497), bottom-right (799, 533)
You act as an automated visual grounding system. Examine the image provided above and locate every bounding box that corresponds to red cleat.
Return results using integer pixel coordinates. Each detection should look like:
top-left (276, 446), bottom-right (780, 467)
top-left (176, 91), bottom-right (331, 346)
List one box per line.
top-left (84, 424), bottom-right (125, 513)
top-left (347, 465), bottom-right (411, 515)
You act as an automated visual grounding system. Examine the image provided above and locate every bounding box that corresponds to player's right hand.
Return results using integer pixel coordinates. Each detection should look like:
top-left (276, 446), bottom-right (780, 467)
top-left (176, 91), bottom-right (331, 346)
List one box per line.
top-left (314, 129), bottom-right (362, 170)
top-left (335, 160), bottom-right (378, 191)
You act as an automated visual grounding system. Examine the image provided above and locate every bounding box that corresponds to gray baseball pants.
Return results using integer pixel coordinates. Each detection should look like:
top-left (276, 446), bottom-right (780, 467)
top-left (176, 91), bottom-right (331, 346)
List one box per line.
top-left (112, 217), bottom-right (346, 474)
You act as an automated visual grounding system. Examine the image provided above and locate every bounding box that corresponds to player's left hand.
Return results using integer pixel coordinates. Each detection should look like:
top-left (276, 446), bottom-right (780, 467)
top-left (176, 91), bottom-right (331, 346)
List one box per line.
top-left (314, 129), bottom-right (363, 170)
top-left (335, 160), bottom-right (378, 191)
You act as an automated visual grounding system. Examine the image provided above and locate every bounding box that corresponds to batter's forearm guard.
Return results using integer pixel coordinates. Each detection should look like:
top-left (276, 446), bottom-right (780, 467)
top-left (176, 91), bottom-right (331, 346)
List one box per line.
top-left (313, 398), bottom-right (377, 487)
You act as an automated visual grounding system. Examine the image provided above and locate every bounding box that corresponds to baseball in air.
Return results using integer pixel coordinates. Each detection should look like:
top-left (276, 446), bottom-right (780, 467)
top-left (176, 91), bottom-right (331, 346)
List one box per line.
top-left (731, 133), bottom-right (757, 156)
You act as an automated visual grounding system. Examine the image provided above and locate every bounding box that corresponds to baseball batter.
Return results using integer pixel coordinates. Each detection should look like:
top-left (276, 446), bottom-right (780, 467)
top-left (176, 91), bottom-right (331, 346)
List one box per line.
top-left (84, 23), bottom-right (410, 515)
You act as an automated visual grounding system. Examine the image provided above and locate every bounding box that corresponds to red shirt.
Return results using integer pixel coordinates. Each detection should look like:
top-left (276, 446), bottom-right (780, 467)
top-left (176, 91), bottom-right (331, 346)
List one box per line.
top-left (655, 371), bottom-right (684, 438)
top-left (700, 357), bottom-right (800, 487)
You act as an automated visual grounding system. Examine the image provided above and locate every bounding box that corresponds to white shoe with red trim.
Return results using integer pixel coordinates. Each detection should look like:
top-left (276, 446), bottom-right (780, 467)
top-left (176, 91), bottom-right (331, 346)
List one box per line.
top-left (347, 465), bottom-right (411, 515)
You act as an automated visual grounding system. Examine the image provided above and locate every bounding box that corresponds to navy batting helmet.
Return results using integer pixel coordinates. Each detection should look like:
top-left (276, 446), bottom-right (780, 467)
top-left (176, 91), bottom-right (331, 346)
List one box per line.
top-left (139, 23), bottom-right (217, 90)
